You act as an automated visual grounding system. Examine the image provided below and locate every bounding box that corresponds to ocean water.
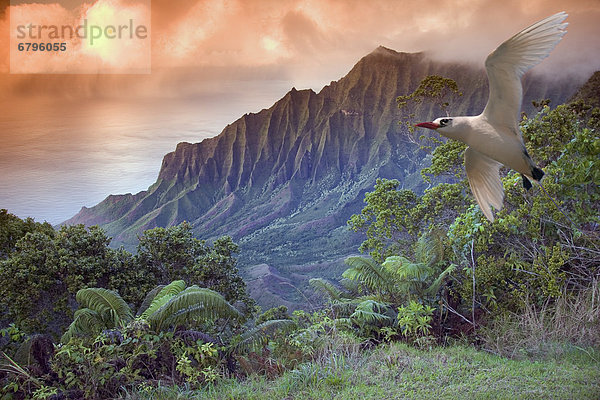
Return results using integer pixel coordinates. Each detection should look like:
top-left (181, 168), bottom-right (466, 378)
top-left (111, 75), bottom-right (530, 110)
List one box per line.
top-left (0, 80), bottom-right (291, 225)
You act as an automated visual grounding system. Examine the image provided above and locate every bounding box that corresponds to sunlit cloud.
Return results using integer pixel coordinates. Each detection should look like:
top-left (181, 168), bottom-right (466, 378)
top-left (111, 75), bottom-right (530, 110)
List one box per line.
top-left (6, 0), bottom-right (150, 74)
top-left (79, 0), bottom-right (150, 69)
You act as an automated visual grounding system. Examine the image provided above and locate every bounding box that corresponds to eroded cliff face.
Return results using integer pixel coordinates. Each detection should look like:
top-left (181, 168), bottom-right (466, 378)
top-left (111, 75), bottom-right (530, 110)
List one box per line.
top-left (64, 47), bottom-right (581, 306)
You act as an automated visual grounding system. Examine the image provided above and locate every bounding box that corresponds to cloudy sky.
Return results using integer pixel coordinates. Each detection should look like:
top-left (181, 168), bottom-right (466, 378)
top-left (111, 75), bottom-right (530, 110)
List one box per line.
top-left (1, 0), bottom-right (599, 99)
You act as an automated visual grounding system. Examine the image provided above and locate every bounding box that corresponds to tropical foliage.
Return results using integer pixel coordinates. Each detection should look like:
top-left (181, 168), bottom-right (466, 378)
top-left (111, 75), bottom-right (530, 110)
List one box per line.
top-left (0, 219), bottom-right (253, 337)
top-left (0, 74), bottom-right (599, 398)
top-left (61, 288), bottom-right (133, 342)
top-left (62, 280), bottom-right (242, 342)
top-left (305, 228), bottom-right (455, 342)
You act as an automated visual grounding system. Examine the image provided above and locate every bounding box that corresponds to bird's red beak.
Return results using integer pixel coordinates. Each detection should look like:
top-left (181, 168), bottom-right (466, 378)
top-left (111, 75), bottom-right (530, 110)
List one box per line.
top-left (415, 122), bottom-right (440, 130)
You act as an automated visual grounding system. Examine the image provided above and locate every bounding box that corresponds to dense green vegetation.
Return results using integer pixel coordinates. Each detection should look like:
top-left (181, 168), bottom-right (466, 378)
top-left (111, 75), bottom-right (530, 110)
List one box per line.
top-left (1, 76), bottom-right (599, 399)
top-left (0, 221), bottom-right (254, 337)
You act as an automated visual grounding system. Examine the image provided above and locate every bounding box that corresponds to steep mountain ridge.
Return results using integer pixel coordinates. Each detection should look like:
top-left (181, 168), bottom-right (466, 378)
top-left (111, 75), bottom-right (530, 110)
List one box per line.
top-left (65, 47), bottom-right (581, 308)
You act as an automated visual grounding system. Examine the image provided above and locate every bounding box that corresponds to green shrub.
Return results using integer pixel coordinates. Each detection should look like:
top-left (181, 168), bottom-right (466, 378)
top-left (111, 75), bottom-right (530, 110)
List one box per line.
top-left (396, 300), bottom-right (435, 340)
top-left (0, 225), bottom-right (142, 336)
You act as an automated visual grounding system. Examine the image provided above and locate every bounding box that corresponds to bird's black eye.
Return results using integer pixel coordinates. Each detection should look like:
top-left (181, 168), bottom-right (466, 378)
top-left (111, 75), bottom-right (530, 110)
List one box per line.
top-left (440, 118), bottom-right (452, 126)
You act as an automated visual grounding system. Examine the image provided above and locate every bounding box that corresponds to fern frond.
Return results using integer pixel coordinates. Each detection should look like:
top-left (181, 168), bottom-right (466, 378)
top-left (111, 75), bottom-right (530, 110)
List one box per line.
top-left (383, 256), bottom-right (430, 282)
top-left (382, 256), bottom-right (411, 276)
top-left (309, 278), bottom-right (343, 301)
top-left (234, 319), bottom-right (296, 354)
top-left (140, 280), bottom-right (186, 320)
top-left (330, 300), bottom-right (359, 316)
top-left (354, 294), bottom-right (384, 302)
top-left (343, 256), bottom-right (393, 293)
top-left (402, 262), bottom-right (430, 282)
top-left (340, 278), bottom-right (361, 296)
top-left (148, 286), bottom-right (242, 332)
top-left (349, 300), bottom-right (393, 326)
top-left (75, 288), bottom-right (133, 327)
top-left (415, 228), bottom-right (445, 267)
top-left (426, 264), bottom-right (456, 295)
top-left (61, 308), bottom-right (105, 343)
top-left (136, 284), bottom-right (165, 317)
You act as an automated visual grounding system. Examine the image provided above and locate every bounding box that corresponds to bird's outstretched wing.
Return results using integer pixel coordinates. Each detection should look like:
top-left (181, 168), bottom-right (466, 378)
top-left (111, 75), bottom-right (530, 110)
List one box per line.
top-left (482, 12), bottom-right (568, 130)
top-left (464, 147), bottom-right (504, 222)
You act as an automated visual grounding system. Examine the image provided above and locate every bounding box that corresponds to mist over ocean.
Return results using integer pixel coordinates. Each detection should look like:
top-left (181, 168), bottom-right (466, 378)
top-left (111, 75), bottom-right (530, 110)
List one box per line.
top-left (0, 80), bottom-right (292, 225)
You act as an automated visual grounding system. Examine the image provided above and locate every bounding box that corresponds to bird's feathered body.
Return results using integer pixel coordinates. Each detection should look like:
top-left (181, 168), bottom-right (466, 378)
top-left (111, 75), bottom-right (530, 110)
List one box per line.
top-left (415, 12), bottom-right (568, 221)
top-left (447, 116), bottom-right (534, 177)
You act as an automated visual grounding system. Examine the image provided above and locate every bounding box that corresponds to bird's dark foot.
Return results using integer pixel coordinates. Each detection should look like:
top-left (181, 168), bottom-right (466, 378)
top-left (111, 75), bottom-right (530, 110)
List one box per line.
top-left (532, 167), bottom-right (544, 181)
top-left (521, 174), bottom-right (532, 190)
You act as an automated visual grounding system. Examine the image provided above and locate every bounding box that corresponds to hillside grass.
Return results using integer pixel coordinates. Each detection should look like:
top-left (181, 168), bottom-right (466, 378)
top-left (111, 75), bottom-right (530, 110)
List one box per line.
top-left (120, 342), bottom-right (600, 400)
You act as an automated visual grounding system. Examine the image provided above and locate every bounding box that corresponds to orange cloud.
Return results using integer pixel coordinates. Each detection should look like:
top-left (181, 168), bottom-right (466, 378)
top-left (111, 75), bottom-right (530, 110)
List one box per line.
top-left (1, 0), bottom-right (599, 99)
top-left (146, 0), bottom-right (600, 80)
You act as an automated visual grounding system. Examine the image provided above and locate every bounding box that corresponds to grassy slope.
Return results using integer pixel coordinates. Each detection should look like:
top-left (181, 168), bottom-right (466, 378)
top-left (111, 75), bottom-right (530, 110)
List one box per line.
top-left (123, 343), bottom-right (600, 400)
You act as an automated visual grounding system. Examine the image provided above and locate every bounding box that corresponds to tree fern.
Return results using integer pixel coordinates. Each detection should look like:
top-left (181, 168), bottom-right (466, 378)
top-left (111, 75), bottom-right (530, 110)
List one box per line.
top-left (330, 300), bottom-right (362, 319)
top-left (383, 256), bottom-right (423, 279)
top-left (62, 280), bottom-right (243, 340)
top-left (383, 256), bottom-right (430, 284)
top-left (309, 278), bottom-right (365, 319)
top-left (425, 264), bottom-right (456, 295)
top-left (309, 278), bottom-right (345, 301)
top-left (136, 284), bottom-right (165, 317)
top-left (414, 228), bottom-right (445, 267)
top-left (62, 288), bottom-right (132, 342)
top-left (61, 309), bottom-right (108, 343)
top-left (349, 299), bottom-right (393, 326)
top-left (379, 228), bottom-right (450, 302)
top-left (340, 278), bottom-right (362, 297)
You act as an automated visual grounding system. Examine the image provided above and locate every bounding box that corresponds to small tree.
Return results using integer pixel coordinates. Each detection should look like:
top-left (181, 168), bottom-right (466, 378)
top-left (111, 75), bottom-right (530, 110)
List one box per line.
top-left (0, 209), bottom-right (54, 259)
top-left (348, 178), bottom-right (417, 262)
top-left (397, 75), bottom-right (462, 136)
top-left (136, 223), bottom-right (254, 310)
top-left (0, 225), bottom-right (129, 336)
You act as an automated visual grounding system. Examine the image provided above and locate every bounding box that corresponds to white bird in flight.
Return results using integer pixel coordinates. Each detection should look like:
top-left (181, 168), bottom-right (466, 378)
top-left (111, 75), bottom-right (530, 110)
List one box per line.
top-left (415, 12), bottom-right (568, 221)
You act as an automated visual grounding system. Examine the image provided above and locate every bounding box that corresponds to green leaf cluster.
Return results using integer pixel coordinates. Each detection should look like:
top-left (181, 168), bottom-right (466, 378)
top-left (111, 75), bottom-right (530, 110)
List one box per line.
top-left (348, 179), bottom-right (470, 263)
top-left (136, 224), bottom-right (254, 310)
top-left (396, 300), bottom-right (435, 338)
